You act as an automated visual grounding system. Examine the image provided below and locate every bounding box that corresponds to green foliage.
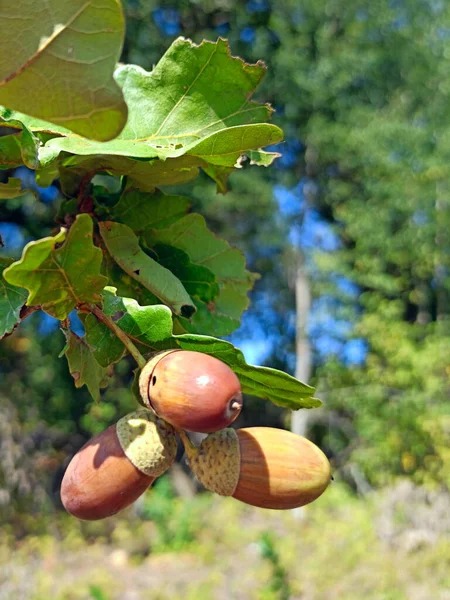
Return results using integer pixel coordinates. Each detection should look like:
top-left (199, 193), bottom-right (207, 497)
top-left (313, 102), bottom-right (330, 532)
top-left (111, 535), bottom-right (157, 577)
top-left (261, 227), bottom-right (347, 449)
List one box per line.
top-left (0, 1), bottom-right (127, 141)
top-left (0, 257), bottom-right (27, 337)
top-left (0, 482), bottom-right (449, 599)
top-left (143, 212), bottom-right (256, 335)
top-left (75, 287), bottom-right (318, 409)
top-left (0, 177), bottom-right (23, 198)
top-left (3, 214), bottom-right (107, 320)
top-left (89, 586), bottom-right (110, 600)
top-left (258, 532), bottom-right (291, 600)
top-left (0, 15), bottom-right (318, 432)
top-left (99, 221), bottom-right (195, 318)
top-left (63, 330), bottom-right (110, 403)
top-left (140, 475), bottom-right (212, 552)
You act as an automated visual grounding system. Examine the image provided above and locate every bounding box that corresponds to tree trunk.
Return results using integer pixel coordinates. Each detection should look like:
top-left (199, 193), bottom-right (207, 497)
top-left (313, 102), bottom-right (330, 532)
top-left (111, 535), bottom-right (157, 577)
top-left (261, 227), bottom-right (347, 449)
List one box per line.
top-left (291, 256), bottom-right (312, 519)
top-left (291, 256), bottom-right (312, 437)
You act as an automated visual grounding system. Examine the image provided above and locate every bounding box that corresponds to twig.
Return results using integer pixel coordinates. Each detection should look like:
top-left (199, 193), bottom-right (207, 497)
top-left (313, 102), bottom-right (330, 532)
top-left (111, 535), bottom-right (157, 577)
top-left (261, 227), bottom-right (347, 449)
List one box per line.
top-left (77, 171), bottom-right (97, 215)
top-left (86, 303), bottom-right (147, 369)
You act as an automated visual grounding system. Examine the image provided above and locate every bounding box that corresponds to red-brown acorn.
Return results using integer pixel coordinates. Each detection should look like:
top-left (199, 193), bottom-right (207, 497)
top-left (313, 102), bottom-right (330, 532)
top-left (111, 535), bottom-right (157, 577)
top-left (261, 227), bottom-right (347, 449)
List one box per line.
top-left (61, 410), bottom-right (177, 520)
top-left (139, 350), bottom-right (243, 433)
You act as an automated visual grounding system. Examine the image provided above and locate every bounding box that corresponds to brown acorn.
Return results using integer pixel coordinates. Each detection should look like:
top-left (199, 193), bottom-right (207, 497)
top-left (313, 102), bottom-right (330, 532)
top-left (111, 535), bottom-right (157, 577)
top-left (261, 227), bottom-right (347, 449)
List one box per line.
top-left (183, 427), bottom-right (331, 510)
top-left (60, 409), bottom-right (177, 520)
top-left (139, 350), bottom-right (243, 433)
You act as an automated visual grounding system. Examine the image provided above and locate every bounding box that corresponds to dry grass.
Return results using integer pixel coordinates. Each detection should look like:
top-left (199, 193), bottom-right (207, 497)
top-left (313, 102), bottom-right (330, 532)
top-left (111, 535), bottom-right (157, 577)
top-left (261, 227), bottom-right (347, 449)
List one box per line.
top-left (0, 481), bottom-right (449, 600)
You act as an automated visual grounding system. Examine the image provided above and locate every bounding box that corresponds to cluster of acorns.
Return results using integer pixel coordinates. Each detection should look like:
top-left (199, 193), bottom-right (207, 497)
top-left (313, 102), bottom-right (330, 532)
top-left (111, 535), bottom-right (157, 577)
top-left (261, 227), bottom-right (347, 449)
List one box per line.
top-left (61, 351), bottom-right (331, 520)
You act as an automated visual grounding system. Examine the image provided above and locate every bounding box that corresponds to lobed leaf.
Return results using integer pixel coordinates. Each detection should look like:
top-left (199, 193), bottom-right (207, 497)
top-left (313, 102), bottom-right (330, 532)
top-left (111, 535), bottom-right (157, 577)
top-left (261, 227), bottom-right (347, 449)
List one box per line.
top-left (3, 214), bottom-right (107, 319)
top-left (0, 1), bottom-right (127, 141)
top-left (81, 287), bottom-right (174, 366)
top-left (3, 38), bottom-right (282, 191)
top-left (63, 330), bottom-right (109, 402)
top-left (0, 257), bottom-right (28, 338)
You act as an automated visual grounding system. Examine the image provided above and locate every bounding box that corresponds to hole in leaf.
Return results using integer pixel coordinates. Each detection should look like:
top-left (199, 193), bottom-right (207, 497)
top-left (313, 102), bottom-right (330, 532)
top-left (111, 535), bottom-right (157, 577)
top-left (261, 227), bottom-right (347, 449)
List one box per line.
top-left (133, 269), bottom-right (140, 275)
top-left (181, 304), bottom-right (196, 319)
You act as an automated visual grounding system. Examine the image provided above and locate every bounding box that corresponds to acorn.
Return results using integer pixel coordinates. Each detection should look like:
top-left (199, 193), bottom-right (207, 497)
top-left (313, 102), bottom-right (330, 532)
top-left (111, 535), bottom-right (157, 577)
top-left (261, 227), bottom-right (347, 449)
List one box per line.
top-left (139, 350), bottom-right (243, 433)
top-left (60, 409), bottom-right (177, 520)
top-left (182, 427), bottom-right (331, 510)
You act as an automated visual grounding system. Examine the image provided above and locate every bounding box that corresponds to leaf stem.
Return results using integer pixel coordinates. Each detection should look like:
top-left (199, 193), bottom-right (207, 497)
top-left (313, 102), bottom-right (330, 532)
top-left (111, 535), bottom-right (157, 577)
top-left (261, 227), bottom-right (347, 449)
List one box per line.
top-left (177, 429), bottom-right (199, 459)
top-left (88, 304), bottom-right (147, 369)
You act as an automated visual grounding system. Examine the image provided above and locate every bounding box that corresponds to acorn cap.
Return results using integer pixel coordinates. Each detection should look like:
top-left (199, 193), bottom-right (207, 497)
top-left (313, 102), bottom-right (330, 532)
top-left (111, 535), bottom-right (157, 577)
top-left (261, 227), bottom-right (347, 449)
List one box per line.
top-left (184, 429), bottom-right (240, 496)
top-left (116, 409), bottom-right (177, 477)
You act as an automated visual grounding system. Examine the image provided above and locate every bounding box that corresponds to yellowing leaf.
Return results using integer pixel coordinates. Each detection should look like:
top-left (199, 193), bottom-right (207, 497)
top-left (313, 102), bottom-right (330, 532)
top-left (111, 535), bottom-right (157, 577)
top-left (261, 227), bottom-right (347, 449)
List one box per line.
top-left (3, 214), bottom-right (107, 319)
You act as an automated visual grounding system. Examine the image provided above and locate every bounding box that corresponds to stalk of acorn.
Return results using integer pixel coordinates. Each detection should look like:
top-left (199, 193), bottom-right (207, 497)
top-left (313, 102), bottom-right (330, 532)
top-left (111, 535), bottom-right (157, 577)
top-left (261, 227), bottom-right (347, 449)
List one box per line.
top-left (61, 350), bottom-right (331, 520)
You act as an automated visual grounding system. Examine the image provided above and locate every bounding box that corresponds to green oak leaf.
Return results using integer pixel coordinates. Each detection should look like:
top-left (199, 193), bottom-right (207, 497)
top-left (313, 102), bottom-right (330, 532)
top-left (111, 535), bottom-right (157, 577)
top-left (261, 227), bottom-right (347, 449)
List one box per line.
top-left (0, 257), bottom-right (28, 338)
top-left (41, 38), bottom-right (282, 159)
top-left (150, 244), bottom-right (219, 304)
top-left (0, 1), bottom-right (127, 141)
top-left (143, 213), bottom-right (255, 336)
top-left (80, 313), bottom-right (125, 368)
top-left (3, 214), bottom-right (107, 319)
top-left (99, 221), bottom-right (195, 318)
top-left (12, 37), bottom-right (282, 192)
top-left (0, 117), bottom-right (40, 169)
top-left (0, 178), bottom-right (23, 199)
top-left (58, 154), bottom-right (203, 196)
top-left (110, 189), bottom-right (191, 232)
top-left (102, 252), bottom-right (160, 307)
top-left (63, 331), bottom-right (109, 402)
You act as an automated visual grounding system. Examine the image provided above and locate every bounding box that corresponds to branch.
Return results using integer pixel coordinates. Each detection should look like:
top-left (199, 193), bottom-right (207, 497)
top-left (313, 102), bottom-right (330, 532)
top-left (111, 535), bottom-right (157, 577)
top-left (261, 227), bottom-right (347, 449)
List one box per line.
top-left (84, 303), bottom-right (147, 369)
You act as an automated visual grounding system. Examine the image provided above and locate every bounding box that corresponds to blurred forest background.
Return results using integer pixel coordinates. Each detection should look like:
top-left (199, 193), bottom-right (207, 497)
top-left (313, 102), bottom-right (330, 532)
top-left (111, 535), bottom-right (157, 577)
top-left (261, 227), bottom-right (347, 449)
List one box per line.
top-left (0, 1), bottom-right (449, 599)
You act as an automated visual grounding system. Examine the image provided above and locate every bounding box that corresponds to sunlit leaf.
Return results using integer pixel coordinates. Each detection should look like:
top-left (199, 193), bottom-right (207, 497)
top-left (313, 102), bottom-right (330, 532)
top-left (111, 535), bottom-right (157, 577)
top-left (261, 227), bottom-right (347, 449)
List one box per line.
top-left (0, 1), bottom-right (127, 141)
top-left (81, 287), bottom-right (174, 366)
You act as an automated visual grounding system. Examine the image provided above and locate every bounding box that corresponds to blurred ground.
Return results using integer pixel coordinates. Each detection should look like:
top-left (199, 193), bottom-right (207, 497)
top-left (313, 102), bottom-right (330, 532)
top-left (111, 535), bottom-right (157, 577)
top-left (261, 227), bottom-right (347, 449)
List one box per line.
top-left (0, 481), bottom-right (448, 600)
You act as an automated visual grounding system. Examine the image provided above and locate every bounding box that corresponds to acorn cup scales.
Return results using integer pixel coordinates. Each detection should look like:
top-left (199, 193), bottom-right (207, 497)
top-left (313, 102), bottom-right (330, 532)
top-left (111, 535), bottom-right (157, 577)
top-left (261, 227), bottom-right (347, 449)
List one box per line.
top-left (184, 427), bottom-right (332, 510)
